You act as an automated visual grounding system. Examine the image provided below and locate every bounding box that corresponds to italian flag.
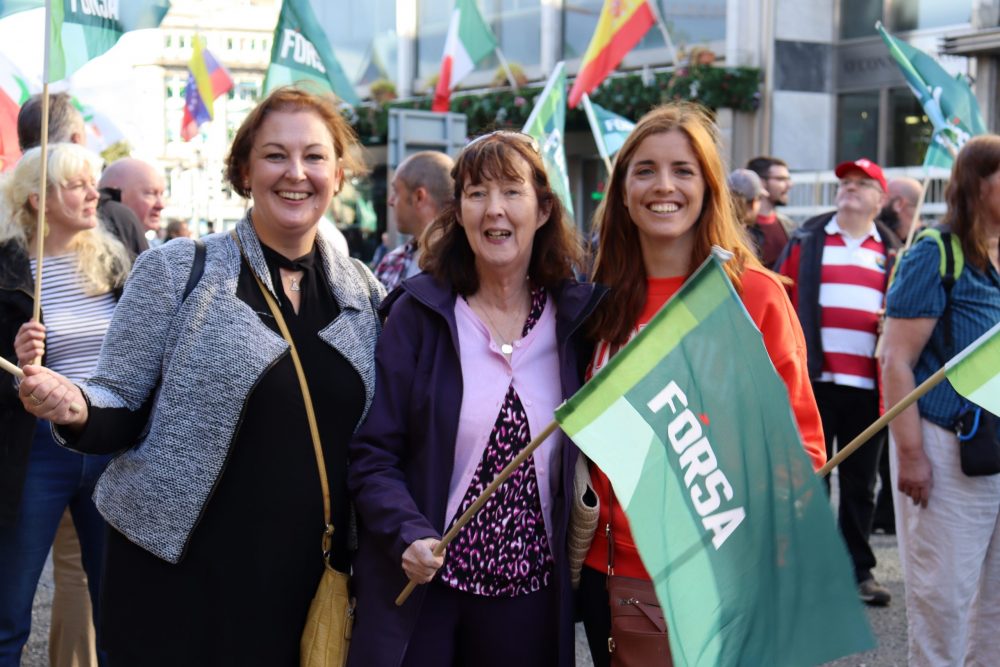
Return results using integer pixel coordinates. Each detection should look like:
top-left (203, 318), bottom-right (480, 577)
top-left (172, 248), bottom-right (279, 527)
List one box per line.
top-left (568, 0), bottom-right (655, 108)
top-left (946, 320), bottom-right (1000, 414)
top-left (555, 253), bottom-right (874, 665)
top-left (431, 0), bottom-right (496, 112)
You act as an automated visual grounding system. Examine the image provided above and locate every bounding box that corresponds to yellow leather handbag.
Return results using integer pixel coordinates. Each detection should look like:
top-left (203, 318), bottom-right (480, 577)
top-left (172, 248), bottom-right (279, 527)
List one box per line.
top-left (236, 233), bottom-right (355, 667)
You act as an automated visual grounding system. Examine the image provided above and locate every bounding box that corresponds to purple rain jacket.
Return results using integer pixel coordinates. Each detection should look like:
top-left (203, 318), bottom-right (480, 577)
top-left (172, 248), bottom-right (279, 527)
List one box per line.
top-left (347, 272), bottom-right (606, 667)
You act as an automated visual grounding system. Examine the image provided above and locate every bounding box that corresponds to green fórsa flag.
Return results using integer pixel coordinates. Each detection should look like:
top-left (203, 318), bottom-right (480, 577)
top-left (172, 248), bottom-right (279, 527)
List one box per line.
top-left (523, 61), bottom-right (573, 216)
top-left (876, 21), bottom-right (985, 168)
top-left (264, 0), bottom-right (359, 105)
top-left (555, 253), bottom-right (875, 666)
top-left (582, 94), bottom-right (635, 161)
top-left (46, 0), bottom-right (171, 83)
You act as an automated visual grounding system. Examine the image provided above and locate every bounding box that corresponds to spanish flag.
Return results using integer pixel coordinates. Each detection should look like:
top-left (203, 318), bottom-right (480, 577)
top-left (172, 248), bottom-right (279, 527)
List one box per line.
top-left (568, 0), bottom-right (655, 108)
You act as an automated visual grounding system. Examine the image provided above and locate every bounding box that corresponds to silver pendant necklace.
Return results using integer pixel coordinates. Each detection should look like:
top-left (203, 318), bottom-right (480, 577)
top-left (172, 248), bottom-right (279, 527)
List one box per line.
top-left (289, 276), bottom-right (301, 292)
top-left (475, 298), bottom-right (523, 357)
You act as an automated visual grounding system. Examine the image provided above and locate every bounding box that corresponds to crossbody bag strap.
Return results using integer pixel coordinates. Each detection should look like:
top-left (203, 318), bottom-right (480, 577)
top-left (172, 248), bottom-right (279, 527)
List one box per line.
top-left (607, 489), bottom-right (615, 577)
top-left (231, 232), bottom-right (334, 555)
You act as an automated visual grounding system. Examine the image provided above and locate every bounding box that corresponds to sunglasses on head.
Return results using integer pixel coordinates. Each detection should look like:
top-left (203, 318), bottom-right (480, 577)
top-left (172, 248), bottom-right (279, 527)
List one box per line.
top-left (464, 130), bottom-right (541, 154)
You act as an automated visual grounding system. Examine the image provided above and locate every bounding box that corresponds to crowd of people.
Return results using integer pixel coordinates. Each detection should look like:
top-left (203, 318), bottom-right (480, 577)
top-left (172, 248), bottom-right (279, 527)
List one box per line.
top-left (1, 83), bottom-right (998, 667)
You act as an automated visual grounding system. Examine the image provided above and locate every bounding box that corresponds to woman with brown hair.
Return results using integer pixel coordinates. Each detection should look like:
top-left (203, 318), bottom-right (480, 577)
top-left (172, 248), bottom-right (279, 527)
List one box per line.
top-left (17, 87), bottom-right (384, 665)
top-left (347, 131), bottom-right (602, 666)
top-left (881, 134), bottom-right (1000, 665)
top-left (578, 103), bottom-right (825, 665)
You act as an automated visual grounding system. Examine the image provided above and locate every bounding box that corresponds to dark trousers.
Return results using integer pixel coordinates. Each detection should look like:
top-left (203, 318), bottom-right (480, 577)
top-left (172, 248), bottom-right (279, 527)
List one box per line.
top-left (401, 581), bottom-right (557, 667)
top-left (578, 566), bottom-right (612, 667)
top-left (814, 382), bottom-right (885, 583)
top-left (873, 445), bottom-right (896, 532)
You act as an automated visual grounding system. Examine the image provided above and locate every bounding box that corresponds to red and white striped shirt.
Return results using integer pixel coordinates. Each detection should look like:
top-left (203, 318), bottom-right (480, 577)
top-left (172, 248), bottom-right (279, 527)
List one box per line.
top-left (817, 217), bottom-right (887, 389)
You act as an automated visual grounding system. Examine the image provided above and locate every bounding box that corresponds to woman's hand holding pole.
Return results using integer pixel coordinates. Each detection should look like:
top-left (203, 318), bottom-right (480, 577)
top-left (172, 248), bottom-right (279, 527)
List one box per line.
top-left (1, 360), bottom-right (86, 425)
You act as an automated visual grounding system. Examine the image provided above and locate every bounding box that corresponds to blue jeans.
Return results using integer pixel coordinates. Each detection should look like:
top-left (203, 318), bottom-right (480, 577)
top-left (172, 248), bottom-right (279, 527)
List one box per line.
top-left (0, 420), bottom-right (110, 666)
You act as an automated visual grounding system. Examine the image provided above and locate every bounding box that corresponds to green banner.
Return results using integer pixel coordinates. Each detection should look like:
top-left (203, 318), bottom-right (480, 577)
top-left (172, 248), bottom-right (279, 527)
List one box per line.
top-left (263, 0), bottom-right (359, 105)
top-left (556, 254), bottom-right (874, 666)
top-left (523, 61), bottom-right (573, 217)
top-left (47, 0), bottom-right (170, 83)
top-left (583, 95), bottom-right (635, 160)
top-left (876, 22), bottom-right (984, 168)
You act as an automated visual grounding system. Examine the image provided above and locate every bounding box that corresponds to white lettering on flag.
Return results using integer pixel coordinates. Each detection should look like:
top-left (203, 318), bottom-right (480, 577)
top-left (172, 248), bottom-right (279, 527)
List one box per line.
top-left (280, 29), bottom-right (326, 73)
top-left (648, 380), bottom-right (746, 549)
top-left (69, 0), bottom-right (121, 21)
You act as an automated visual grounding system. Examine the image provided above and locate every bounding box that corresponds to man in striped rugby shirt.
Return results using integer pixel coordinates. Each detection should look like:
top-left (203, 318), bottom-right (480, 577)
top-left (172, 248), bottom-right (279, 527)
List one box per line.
top-left (775, 158), bottom-right (902, 607)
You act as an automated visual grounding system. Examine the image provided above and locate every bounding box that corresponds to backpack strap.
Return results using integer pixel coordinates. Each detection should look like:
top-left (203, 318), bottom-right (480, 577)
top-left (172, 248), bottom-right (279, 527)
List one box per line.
top-left (915, 228), bottom-right (963, 353)
top-left (182, 239), bottom-right (206, 302)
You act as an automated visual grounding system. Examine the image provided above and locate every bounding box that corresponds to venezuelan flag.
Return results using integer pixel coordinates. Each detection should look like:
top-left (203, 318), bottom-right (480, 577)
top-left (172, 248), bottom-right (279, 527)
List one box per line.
top-left (182, 36), bottom-right (233, 141)
top-left (568, 0), bottom-right (655, 108)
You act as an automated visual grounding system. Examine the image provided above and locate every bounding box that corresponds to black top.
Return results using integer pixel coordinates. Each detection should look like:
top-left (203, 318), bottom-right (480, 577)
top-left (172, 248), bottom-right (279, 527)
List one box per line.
top-left (100, 242), bottom-right (366, 666)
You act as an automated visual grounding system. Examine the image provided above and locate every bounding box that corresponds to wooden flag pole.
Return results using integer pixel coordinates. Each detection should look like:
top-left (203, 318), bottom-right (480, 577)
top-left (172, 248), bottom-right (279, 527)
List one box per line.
top-left (0, 356), bottom-right (25, 379)
top-left (643, 0), bottom-right (680, 66)
top-left (581, 93), bottom-right (614, 176)
top-left (395, 419), bottom-right (560, 606)
top-left (32, 83), bottom-right (50, 327)
top-left (817, 367), bottom-right (946, 478)
top-left (494, 47), bottom-right (519, 89)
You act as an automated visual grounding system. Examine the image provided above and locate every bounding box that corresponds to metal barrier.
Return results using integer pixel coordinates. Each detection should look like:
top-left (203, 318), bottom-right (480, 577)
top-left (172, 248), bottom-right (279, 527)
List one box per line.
top-left (782, 166), bottom-right (952, 223)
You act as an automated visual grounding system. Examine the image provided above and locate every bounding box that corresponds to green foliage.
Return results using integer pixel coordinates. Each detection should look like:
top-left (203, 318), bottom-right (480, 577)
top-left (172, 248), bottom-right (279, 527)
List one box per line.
top-left (345, 66), bottom-right (761, 146)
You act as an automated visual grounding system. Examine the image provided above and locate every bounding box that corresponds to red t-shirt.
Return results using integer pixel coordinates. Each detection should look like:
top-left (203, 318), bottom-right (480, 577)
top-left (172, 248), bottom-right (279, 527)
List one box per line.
top-left (583, 268), bottom-right (826, 580)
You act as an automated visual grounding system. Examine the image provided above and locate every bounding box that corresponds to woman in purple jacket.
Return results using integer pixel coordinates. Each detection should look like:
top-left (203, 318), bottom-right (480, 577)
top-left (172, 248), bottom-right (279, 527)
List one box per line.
top-left (348, 132), bottom-right (604, 666)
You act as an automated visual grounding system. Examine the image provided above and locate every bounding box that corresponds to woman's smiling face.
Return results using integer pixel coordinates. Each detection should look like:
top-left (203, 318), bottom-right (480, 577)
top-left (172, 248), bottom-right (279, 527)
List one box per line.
top-left (245, 110), bottom-right (342, 240)
top-left (623, 129), bottom-right (705, 253)
top-left (458, 153), bottom-right (549, 279)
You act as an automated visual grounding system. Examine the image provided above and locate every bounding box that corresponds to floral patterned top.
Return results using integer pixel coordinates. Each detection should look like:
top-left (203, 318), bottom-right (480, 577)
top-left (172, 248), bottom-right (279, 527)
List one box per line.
top-left (439, 286), bottom-right (555, 597)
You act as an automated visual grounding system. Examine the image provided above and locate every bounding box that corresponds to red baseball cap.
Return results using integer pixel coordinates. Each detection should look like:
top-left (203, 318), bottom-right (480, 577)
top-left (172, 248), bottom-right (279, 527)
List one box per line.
top-left (834, 158), bottom-right (887, 193)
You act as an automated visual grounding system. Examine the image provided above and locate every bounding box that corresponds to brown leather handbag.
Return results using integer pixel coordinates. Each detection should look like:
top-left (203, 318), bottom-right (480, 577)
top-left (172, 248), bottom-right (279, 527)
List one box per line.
top-left (607, 493), bottom-right (672, 667)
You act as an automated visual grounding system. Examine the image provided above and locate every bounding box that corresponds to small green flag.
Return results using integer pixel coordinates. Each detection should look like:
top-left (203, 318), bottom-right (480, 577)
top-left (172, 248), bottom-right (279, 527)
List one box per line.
top-left (581, 94), bottom-right (635, 160)
top-left (946, 321), bottom-right (1000, 414)
top-left (876, 21), bottom-right (985, 168)
top-left (46, 0), bottom-right (170, 83)
top-left (264, 0), bottom-right (359, 105)
top-left (555, 254), bottom-right (874, 666)
top-left (522, 62), bottom-right (573, 217)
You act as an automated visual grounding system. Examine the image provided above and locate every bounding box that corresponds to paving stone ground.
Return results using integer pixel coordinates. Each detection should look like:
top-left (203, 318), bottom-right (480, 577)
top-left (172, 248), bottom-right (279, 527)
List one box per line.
top-left (26, 535), bottom-right (905, 666)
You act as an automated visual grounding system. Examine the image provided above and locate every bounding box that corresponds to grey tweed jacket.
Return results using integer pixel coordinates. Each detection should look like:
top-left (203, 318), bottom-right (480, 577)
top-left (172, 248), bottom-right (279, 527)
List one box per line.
top-left (59, 214), bottom-right (384, 564)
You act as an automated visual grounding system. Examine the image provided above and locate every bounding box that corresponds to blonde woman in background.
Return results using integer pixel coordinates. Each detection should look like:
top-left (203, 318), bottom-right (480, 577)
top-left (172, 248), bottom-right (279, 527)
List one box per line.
top-left (0, 143), bottom-right (131, 666)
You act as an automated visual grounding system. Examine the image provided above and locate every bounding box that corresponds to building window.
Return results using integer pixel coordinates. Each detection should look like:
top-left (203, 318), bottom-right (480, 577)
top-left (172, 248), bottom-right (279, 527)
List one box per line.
top-left (564, 0), bottom-right (725, 61)
top-left (165, 34), bottom-right (173, 48)
top-left (836, 91), bottom-right (879, 164)
top-left (417, 0), bottom-right (541, 81)
top-left (840, 0), bottom-right (883, 39)
top-left (887, 86), bottom-right (932, 167)
top-left (890, 0), bottom-right (970, 31)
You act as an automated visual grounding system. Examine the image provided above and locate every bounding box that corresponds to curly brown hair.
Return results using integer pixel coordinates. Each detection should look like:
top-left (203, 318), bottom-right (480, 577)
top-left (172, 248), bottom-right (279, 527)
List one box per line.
top-left (224, 86), bottom-right (365, 199)
top-left (420, 132), bottom-right (582, 295)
